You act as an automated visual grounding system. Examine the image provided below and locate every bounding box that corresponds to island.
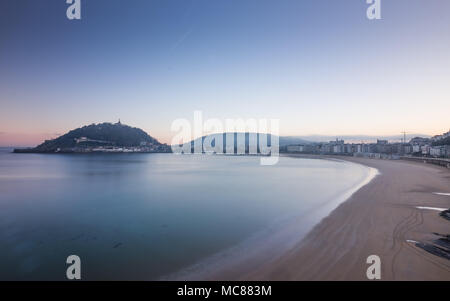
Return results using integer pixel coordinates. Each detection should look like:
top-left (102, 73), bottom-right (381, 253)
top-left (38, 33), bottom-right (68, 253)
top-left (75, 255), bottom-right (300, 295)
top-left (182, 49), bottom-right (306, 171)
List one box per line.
top-left (13, 121), bottom-right (172, 153)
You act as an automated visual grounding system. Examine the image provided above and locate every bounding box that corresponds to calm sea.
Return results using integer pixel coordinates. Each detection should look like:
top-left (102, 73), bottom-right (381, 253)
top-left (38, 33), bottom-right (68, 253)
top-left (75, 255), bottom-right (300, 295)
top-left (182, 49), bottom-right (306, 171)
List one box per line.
top-left (0, 148), bottom-right (375, 280)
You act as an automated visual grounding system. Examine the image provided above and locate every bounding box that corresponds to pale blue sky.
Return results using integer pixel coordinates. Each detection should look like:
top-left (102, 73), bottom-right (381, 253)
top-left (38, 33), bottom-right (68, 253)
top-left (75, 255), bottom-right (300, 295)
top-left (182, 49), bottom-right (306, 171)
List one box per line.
top-left (1, 0), bottom-right (449, 145)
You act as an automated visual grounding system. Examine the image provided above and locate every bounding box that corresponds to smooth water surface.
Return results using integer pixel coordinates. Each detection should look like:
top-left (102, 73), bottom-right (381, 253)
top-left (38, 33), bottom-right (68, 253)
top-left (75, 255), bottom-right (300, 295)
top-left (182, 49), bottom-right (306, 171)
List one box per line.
top-left (0, 148), bottom-right (372, 280)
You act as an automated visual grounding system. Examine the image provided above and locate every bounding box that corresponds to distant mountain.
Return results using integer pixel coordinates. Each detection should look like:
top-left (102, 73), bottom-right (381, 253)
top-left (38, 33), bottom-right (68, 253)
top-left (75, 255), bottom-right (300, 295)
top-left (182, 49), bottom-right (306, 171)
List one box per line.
top-left (409, 137), bottom-right (431, 145)
top-left (14, 122), bottom-right (170, 153)
top-left (431, 130), bottom-right (450, 146)
top-left (433, 137), bottom-right (450, 146)
top-left (278, 136), bottom-right (313, 146)
top-left (178, 133), bottom-right (312, 153)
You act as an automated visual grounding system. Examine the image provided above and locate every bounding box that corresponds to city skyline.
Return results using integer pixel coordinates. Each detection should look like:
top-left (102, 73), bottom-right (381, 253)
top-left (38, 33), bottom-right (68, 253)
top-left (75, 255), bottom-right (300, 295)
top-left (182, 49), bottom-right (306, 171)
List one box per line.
top-left (1, 0), bottom-right (450, 146)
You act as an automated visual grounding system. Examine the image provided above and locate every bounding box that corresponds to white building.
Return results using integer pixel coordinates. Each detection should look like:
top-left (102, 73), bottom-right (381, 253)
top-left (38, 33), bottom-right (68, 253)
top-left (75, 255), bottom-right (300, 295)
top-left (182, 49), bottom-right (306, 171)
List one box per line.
top-left (430, 146), bottom-right (445, 157)
top-left (421, 145), bottom-right (430, 155)
top-left (412, 145), bottom-right (421, 153)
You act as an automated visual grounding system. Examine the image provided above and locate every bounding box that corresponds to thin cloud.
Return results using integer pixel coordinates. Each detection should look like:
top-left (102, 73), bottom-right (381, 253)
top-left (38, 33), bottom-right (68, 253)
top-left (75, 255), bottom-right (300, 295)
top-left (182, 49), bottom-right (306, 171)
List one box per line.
top-left (171, 28), bottom-right (194, 52)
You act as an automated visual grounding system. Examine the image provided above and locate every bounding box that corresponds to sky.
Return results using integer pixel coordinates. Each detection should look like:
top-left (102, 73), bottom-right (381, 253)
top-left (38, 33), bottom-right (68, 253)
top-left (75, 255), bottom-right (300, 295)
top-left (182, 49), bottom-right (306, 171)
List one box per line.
top-left (0, 0), bottom-right (449, 146)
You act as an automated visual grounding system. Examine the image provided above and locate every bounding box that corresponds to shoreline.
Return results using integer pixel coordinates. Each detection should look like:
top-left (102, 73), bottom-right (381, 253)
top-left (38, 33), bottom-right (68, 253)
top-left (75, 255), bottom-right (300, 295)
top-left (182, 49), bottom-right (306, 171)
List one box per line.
top-left (243, 155), bottom-right (450, 280)
top-left (181, 155), bottom-right (450, 280)
top-left (164, 157), bottom-right (379, 281)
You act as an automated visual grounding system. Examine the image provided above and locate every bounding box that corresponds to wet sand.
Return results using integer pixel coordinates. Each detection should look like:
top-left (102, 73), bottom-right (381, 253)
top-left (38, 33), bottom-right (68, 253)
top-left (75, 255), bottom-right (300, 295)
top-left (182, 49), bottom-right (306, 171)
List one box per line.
top-left (241, 156), bottom-right (450, 280)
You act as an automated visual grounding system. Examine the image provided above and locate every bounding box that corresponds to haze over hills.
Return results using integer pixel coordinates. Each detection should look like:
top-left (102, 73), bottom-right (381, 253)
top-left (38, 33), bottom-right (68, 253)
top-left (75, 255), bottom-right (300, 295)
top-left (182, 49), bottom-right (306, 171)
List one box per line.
top-left (183, 133), bottom-right (311, 150)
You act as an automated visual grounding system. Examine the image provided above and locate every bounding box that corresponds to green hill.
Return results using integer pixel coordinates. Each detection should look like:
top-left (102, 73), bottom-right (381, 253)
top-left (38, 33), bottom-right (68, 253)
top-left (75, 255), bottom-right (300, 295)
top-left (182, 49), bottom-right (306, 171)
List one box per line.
top-left (14, 122), bottom-right (170, 153)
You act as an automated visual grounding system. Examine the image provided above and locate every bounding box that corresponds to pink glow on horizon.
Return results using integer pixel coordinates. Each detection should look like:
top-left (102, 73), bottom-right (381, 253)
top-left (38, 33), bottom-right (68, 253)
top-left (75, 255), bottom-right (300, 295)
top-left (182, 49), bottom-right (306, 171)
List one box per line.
top-left (0, 132), bottom-right (59, 147)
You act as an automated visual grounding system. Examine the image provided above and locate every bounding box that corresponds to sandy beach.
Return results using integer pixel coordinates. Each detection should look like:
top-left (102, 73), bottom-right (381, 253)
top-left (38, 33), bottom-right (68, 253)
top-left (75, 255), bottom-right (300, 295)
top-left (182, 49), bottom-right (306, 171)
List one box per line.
top-left (237, 156), bottom-right (450, 281)
top-left (199, 156), bottom-right (450, 281)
